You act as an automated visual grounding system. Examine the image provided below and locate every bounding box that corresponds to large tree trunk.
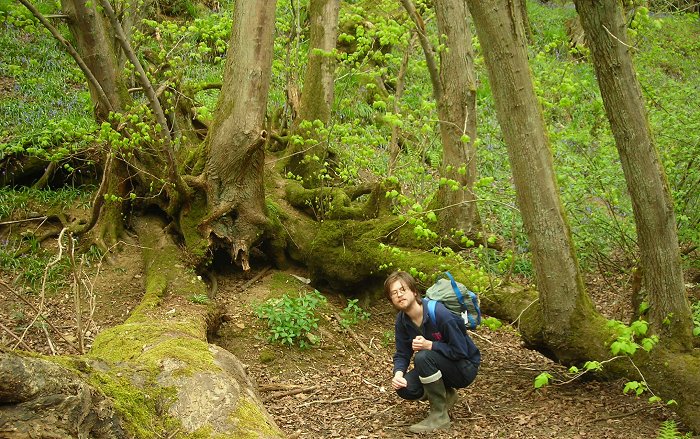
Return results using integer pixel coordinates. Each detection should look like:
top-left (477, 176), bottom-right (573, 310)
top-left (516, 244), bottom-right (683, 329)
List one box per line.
top-left (60, 0), bottom-right (133, 249)
top-left (432, 0), bottom-right (481, 236)
top-left (573, 0), bottom-right (693, 348)
top-left (465, 0), bottom-right (596, 358)
top-left (285, 0), bottom-right (340, 186)
top-left (200, 0), bottom-right (277, 270)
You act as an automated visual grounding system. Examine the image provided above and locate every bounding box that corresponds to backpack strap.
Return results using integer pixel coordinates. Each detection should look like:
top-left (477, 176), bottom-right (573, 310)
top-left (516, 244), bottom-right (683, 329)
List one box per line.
top-left (426, 299), bottom-right (437, 324)
top-left (444, 271), bottom-right (466, 308)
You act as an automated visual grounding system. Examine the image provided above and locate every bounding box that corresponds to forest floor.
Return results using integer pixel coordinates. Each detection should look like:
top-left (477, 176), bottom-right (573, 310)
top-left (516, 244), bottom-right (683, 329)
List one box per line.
top-left (0, 237), bottom-right (692, 439)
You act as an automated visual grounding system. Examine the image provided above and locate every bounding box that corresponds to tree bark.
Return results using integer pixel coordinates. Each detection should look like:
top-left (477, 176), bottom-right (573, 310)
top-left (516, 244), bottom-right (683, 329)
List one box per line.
top-left (201, 0), bottom-right (277, 270)
top-left (401, 0), bottom-right (481, 236)
top-left (60, 0), bottom-right (129, 120)
top-left (433, 0), bottom-right (481, 236)
top-left (285, 0), bottom-right (341, 186)
top-left (573, 0), bottom-right (693, 348)
top-left (466, 0), bottom-right (595, 357)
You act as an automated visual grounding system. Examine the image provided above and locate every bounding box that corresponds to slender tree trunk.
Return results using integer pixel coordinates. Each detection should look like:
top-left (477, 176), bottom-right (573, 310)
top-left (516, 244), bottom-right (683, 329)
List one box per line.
top-left (388, 35), bottom-right (415, 176)
top-left (433, 0), bottom-right (481, 236)
top-left (466, 0), bottom-right (595, 356)
top-left (573, 0), bottom-right (693, 348)
top-left (400, 0), bottom-right (481, 236)
top-left (60, 0), bottom-right (129, 120)
top-left (202, 0), bottom-right (277, 270)
top-left (60, 0), bottom-right (132, 249)
top-left (286, 0), bottom-right (340, 186)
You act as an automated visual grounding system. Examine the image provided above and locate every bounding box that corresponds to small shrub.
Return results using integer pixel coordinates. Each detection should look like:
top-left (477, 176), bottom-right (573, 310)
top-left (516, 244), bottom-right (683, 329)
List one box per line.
top-left (481, 316), bottom-right (503, 331)
top-left (691, 301), bottom-right (700, 337)
top-left (254, 290), bottom-right (327, 349)
top-left (339, 298), bottom-right (370, 329)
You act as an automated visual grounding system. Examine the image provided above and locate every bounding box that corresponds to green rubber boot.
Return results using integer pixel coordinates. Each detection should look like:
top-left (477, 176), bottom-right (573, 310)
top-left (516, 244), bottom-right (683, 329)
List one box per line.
top-left (409, 379), bottom-right (451, 433)
top-left (446, 387), bottom-right (458, 410)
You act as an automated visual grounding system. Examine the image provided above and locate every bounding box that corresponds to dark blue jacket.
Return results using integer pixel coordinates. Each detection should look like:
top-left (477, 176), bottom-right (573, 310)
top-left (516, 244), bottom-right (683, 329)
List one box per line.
top-left (393, 300), bottom-right (481, 374)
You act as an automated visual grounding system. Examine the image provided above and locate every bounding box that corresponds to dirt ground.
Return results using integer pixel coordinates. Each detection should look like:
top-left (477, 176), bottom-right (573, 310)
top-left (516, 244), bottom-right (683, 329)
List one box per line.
top-left (0, 239), bottom-right (691, 438)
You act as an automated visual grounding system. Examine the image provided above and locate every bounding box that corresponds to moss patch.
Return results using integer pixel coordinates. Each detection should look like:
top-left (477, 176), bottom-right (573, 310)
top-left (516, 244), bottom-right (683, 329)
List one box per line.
top-left (231, 397), bottom-right (280, 438)
top-left (88, 370), bottom-right (180, 438)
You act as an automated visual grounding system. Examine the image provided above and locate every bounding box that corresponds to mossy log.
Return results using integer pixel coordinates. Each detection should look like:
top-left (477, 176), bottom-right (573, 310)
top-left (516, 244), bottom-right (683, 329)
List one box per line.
top-left (277, 201), bottom-right (700, 432)
top-left (0, 214), bottom-right (282, 438)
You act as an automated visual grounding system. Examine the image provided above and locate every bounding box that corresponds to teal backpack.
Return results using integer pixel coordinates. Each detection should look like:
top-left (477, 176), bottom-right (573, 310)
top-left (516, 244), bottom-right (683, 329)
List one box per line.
top-left (425, 271), bottom-right (481, 330)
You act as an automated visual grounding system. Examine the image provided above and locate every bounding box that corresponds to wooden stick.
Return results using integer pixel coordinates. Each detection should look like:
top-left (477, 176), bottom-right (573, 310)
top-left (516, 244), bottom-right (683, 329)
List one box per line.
top-left (240, 266), bottom-right (272, 291)
top-left (0, 280), bottom-right (80, 353)
top-left (334, 313), bottom-right (376, 359)
top-left (0, 322), bottom-right (33, 351)
top-left (262, 385), bottom-right (319, 402)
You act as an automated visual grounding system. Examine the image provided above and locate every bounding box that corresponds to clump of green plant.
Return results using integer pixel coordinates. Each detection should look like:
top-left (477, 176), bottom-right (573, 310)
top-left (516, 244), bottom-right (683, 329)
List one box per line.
top-left (481, 316), bottom-right (502, 331)
top-left (381, 330), bottom-right (394, 348)
top-left (253, 290), bottom-right (327, 349)
top-left (656, 420), bottom-right (692, 439)
top-left (189, 294), bottom-right (209, 305)
top-left (692, 300), bottom-right (700, 337)
top-left (339, 298), bottom-right (370, 329)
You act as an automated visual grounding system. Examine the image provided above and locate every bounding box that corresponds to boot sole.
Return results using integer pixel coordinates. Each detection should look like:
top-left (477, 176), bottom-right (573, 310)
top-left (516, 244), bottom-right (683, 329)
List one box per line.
top-left (408, 421), bottom-right (451, 433)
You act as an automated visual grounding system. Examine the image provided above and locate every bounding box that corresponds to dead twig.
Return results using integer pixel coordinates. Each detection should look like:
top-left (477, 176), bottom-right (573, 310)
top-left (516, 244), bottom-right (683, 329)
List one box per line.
top-left (298, 396), bottom-right (367, 407)
top-left (262, 385), bottom-right (319, 402)
top-left (240, 266), bottom-right (272, 292)
top-left (1, 279), bottom-right (80, 353)
top-left (0, 321), bottom-right (33, 351)
top-left (334, 313), bottom-right (377, 359)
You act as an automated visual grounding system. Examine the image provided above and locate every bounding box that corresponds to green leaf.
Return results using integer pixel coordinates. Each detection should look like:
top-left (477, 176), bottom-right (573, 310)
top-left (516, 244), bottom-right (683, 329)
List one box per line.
top-left (534, 372), bottom-right (552, 389)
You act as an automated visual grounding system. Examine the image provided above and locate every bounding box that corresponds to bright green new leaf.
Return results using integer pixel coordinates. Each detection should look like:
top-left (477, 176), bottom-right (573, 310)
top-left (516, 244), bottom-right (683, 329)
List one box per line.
top-left (534, 372), bottom-right (552, 389)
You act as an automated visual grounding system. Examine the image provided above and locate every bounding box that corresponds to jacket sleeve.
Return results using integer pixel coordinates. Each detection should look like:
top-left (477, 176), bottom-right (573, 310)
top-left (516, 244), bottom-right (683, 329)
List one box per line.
top-left (429, 304), bottom-right (480, 365)
top-left (392, 314), bottom-right (413, 374)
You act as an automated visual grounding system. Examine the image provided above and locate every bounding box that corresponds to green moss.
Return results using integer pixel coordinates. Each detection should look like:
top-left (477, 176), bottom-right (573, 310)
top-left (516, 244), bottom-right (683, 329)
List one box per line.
top-left (179, 195), bottom-right (211, 262)
top-left (88, 370), bottom-right (180, 438)
top-left (230, 397), bottom-right (280, 438)
top-left (258, 349), bottom-right (276, 364)
top-left (88, 323), bottom-right (213, 372)
top-left (140, 337), bottom-right (217, 376)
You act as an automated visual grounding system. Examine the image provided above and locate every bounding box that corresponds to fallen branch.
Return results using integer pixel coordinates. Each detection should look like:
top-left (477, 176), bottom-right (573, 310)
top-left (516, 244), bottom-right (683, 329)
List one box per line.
top-left (0, 321), bottom-right (33, 351)
top-left (262, 385), bottom-right (319, 402)
top-left (240, 266), bottom-right (272, 292)
top-left (298, 396), bottom-right (367, 407)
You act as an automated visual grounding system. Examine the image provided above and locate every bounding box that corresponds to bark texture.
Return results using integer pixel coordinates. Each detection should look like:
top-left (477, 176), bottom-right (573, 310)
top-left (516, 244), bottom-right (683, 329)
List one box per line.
top-left (466, 0), bottom-right (593, 357)
top-left (573, 0), bottom-right (693, 347)
top-left (202, 0), bottom-right (277, 270)
top-left (0, 352), bottom-right (126, 438)
top-left (286, 0), bottom-right (341, 185)
top-left (433, 0), bottom-right (481, 236)
top-left (60, 0), bottom-right (129, 120)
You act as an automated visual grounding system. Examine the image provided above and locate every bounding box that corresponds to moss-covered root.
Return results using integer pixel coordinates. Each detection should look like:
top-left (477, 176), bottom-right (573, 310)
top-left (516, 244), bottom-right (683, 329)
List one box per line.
top-left (87, 214), bottom-right (283, 438)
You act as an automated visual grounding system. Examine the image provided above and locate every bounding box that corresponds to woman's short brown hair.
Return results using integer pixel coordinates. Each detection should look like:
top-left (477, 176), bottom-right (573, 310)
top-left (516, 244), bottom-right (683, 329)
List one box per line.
top-left (384, 271), bottom-right (422, 304)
